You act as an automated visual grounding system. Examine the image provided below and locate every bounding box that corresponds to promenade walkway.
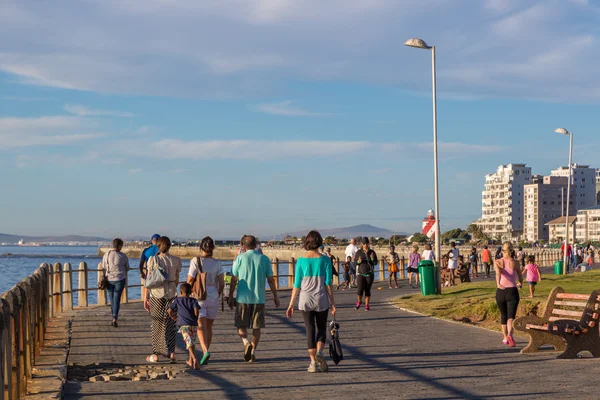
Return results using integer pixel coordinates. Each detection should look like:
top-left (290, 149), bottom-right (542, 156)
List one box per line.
top-left (64, 282), bottom-right (597, 399)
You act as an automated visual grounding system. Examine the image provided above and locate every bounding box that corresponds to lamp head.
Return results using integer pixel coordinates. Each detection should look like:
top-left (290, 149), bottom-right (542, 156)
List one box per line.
top-left (555, 128), bottom-right (570, 135)
top-left (404, 38), bottom-right (431, 49)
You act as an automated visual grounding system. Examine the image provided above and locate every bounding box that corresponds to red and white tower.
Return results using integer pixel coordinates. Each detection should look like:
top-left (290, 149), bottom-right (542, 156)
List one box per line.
top-left (422, 209), bottom-right (436, 239)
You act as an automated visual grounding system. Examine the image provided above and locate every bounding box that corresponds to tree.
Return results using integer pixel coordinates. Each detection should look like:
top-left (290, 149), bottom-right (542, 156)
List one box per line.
top-left (467, 224), bottom-right (490, 242)
top-left (410, 233), bottom-right (428, 243)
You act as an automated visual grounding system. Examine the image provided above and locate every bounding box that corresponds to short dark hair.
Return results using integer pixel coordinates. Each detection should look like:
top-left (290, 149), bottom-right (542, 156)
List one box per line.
top-left (200, 236), bottom-right (215, 257)
top-left (157, 236), bottom-right (171, 253)
top-left (527, 255), bottom-right (535, 263)
top-left (483, 245), bottom-right (488, 249)
top-left (304, 230), bottom-right (323, 251)
top-left (112, 238), bottom-right (124, 249)
top-left (242, 235), bottom-right (257, 250)
top-left (450, 241), bottom-right (456, 247)
top-left (179, 283), bottom-right (192, 295)
top-left (361, 237), bottom-right (370, 245)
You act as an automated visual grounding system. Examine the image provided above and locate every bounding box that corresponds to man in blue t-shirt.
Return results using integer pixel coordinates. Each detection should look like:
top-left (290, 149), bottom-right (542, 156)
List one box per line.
top-left (228, 235), bottom-right (279, 363)
top-left (139, 234), bottom-right (160, 279)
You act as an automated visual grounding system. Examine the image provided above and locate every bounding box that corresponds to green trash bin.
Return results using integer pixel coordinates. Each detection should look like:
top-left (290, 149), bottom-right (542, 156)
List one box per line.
top-left (418, 260), bottom-right (436, 296)
top-left (554, 260), bottom-right (564, 275)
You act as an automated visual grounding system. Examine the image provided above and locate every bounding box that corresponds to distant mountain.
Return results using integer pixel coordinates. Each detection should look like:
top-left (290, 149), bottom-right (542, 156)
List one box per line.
top-left (0, 233), bottom-right (110, 244)
top-left (278, 224), bottom-right (405, 240)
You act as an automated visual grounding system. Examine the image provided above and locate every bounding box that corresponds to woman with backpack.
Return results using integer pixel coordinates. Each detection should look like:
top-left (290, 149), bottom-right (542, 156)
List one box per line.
top-left (354, 237), bottom-right (378, 311)
top-left (143, 236), bottom-right (182, 363)
top-left (187, 236), bottom-right (226, 365)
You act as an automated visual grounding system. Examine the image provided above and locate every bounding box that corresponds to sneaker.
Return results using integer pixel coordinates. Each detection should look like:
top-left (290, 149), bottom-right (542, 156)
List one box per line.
top-left (307, 363), bottom-right (318, 373)
top-left (355, 302), bottom-right (361, 310)
top-left (507, 335), bottom-right (516, 348)
top-left (244, 342), bottom-right (253, 362)
top-left (315, 353), bottom-right (328, 372)
top-left (502, 338), bottom-right (508, 345)
top-left (200, 351), bottom-right (210, 365)
top-left (249, 354), bottom-right (256, 363)
top-left (365, 305), bottom-right (370, 311)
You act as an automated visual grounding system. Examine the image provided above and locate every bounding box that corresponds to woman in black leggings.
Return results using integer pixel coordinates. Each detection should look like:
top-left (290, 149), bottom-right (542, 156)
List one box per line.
top-left (354, 237), bottom-right (378, 311)
top-left (494, 242), bottom-right (523, 347)
top-left (286, 230), bottom-right (336, 373)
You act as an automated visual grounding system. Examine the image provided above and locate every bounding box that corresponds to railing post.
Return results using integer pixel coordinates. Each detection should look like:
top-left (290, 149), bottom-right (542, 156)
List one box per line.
top-left (272, 258), bottom-right (279, 290)
top-left (379, 258), bottom-right (385, 282)
top-left (63, 263), bottom-right (73, 312)
top-left (121, 266), bottom-right (129, 304)
top-left (97, 262), bottom-right (107, 305)
top-left (78, 262), bottom-right (89, 308)
top-left (289, 258), bottom-right (295, 289)
top-left (48, 263), bottom-right (54, 319)
top-left (400, 256), bottom-right (406, 279)
top-left (52, 263), bottom-right (62, 313)
top-left (1, 297), bottom-right (12, 400)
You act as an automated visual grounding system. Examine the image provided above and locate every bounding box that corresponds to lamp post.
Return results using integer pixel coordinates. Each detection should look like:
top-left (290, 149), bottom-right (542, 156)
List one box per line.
top-left (555, 128), bottom-right (573, 275)
top-left (405, 37), bottom-right (441, 293)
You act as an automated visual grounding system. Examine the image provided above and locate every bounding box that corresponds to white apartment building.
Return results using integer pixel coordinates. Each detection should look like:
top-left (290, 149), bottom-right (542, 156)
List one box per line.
top-left (477, 164), bottom-right (532, 241)
top-left (524, 176), bottom-right (570, 242)
top-left (576, 206), bottom-right (600, 243)
top-left (550, 164), bottom-right (596, 210)
top-left (547, 216), bottom-right (577, 244)
top-left (596, 169), bottom-right (600, 205)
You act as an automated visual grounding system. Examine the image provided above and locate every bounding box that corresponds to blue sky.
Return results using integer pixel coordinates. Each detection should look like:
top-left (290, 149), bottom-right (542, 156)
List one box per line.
top-left (1, 0), bottom-right (599, 239)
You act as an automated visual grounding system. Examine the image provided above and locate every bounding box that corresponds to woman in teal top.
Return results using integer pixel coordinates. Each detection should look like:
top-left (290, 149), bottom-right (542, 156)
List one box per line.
top-left (287, 230), bottom-right (336, 373)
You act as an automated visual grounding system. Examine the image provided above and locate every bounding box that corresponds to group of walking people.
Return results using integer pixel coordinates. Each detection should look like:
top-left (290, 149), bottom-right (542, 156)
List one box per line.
top-left (99, 231), bottom-right (381, 373)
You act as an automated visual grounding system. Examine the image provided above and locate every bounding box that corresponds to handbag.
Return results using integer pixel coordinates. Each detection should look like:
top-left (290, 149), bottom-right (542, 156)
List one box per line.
top-left (98, 250), bottom-right (110, 290)
top-left (144, 255), bottom-right (169, 289)
top-left (328, 316), bottom-right (343, 365)
top-left (191, 257), bottom-right (208, 301)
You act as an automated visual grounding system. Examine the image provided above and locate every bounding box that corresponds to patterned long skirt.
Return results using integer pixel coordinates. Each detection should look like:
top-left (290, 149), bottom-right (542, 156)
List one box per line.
top-left (150, 297), bottom-right (176, 357)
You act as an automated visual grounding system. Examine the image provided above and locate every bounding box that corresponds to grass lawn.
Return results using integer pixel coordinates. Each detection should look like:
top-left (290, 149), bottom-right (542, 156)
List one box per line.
top-left (394, 270), bottom-right (600, 332)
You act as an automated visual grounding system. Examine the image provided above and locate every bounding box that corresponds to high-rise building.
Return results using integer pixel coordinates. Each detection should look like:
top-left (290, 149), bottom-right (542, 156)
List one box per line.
top-left (524, 176), bottom-right (570, 242)
top-left (477, 163), bottom-right (532, 241)
top-left (550, 164), bottom-right (596, 210)
top-left (596, 169), bottom-right (600, 205)
top-left (576, 206), bottom-right (600, 243)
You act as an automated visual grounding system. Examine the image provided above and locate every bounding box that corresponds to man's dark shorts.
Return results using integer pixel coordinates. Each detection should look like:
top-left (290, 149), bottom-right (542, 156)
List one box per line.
top-left (234, 303), bottom-right (266, 329)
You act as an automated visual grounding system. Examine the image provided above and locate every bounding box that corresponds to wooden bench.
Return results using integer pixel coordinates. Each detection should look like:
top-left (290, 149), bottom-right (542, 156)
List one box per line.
top-left (514, 287), bottom-right (600, 358)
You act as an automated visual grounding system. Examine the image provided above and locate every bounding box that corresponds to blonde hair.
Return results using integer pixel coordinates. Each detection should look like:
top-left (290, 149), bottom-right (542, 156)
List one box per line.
top-left (501, 242), bottom-right (513, 256)
top-left (412, 245), bottom-right (419, 252)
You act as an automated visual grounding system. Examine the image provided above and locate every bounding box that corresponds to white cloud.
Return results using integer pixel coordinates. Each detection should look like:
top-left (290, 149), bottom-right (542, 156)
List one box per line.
top-left (0, 116), bottom-right (100, 149)
top-left (250, 100), bottom-right (332, 117)
top-left (1, 0), bottom-right (599, 101)
top-left (128, 168), bottom-right (143, 175)
top-left (64, 104), bottom-right (134, 117)
top-left (119, 139), bottom-right (503, 161)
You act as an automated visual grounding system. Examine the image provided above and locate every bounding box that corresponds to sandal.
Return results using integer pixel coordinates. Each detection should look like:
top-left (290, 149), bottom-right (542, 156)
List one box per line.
top-left (146, 355), bottom-right (159, 363)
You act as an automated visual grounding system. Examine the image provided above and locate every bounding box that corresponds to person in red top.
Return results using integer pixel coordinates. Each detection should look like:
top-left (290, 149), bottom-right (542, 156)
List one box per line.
top-left (481, 245), bottom-right (492, 278)
top-left (561, 243), bottom-right (573, 273)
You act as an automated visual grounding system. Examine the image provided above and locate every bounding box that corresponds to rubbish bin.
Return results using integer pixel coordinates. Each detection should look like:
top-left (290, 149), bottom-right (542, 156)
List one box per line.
top-left (418, 260), bottom-right (436, 296)
top-left (554, 260), bottom-right (563, 275)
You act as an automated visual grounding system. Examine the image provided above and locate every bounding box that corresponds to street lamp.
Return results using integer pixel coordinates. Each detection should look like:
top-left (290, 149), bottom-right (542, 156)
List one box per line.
top-left (555, 128), bottom-right (573, 275)
top-left (405, 37), bottom-right (441, 293)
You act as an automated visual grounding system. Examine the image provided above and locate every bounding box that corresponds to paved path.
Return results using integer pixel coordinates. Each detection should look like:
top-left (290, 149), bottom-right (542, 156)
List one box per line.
top-left (64, 282), bottom-right (598, 399)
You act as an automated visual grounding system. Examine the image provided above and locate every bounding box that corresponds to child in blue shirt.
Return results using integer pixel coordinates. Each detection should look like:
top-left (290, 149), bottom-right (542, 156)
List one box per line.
top-left (168, 283), bottom-right (201, 369)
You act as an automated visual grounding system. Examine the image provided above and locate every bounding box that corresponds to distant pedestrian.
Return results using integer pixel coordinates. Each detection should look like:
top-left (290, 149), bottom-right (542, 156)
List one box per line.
top-left (481, 245), bottom-right (492, 278)
top-left (325, 248), bottom-right (340, 290)
top-left (495, 246), bottom-right (502, 260)
top-left (144, 236), bottom-right (182, 363)
top-left (561, 242), bottom-right (573, 273)
top-left (187, 236), bottom-right (225, 365)
top-left (168, 283), bottom-right (201, 369)
top-left (494, 242), bottom-right (523, 347)
top-left (421, 243), bottom-right (435, 262)
top-left (523, 255), bottom-right (541, 298)
top-left (386, 245), bottom-right (400, 289)
top-left (469, 247), bottom-right (479, 279)
top-left (408, 245), bottom-right (421, 288)
top-left (354, 237), bottom-right (377, 311)
top-left (340, 256), bottom-right (352, 290)
top-left (447, 241), bottom-right (459, 286)
top-left (345, 238), bottom-right (359, 287)
top-left (517, 246), bottom-right (526, 269)
top-left (139, 234), bottom-right (160, 279)
top-left (286, 231), bottom-right (336, 373)
top-left (100, 238), bottom-right (129, 327)
top-left (228, 235), bottom-right (280, 362)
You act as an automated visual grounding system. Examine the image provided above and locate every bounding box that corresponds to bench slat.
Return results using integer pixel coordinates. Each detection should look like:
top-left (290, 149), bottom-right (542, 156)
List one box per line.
top-left (526, 324), bottom-right (548, 331)
top-left (554, 301), bottom-right (588, 307)
top-left (552, 309), bottom-right (583, 317)
top-left (556, 293), bottom-right (590, 300)
top-left (548, 316), bottom-right (583, 322)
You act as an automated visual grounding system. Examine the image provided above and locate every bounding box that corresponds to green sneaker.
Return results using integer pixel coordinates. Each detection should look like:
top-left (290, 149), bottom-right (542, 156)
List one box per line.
top-left (315, 353), bottom-right (328, 372)
top-left (200, 352), bottom-right (210, 365)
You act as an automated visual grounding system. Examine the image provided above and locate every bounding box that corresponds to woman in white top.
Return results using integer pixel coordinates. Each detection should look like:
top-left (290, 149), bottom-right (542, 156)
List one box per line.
top-left (187, 236), bottom-right (225, 365)
top-left (143, 236), bottom-right (182, 363)
top-left (100, 238), bottom-right (130, 327)
top-left (421, 243), bottom-right (435, 262)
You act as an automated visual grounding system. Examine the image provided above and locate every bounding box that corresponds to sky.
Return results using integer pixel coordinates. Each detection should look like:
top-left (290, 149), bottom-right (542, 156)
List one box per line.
top-left (1, 0), bottom-right (600, 239)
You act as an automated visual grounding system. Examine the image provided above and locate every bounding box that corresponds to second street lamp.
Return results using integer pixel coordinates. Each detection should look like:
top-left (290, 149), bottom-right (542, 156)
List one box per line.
top-left (405, 37), bottom-right (441, 294)
top-left (555, 127), bottom-right (573, 275)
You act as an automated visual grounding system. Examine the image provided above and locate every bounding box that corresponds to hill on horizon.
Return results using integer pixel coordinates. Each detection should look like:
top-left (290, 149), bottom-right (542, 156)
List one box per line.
top-left (0, 233), bottom-right (110, 244)
top-left (278, 224), bottom-right (405, 240)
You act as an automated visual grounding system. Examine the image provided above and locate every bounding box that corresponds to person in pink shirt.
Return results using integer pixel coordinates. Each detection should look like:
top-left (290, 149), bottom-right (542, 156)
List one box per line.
top-left (494, 242), bottom-right (523, 347)
top-left (408, 245), bottom-right (421, 289)
top-left (523, 255), bottom-right (541, 298)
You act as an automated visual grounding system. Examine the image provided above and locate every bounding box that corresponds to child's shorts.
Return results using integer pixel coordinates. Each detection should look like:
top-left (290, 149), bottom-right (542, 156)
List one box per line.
top-left (527, 281), bottom-right (537, 286)
top-left (343, 273), bottom-right (351, 283)
top-left (179, 326), bottom-right (198, 349)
